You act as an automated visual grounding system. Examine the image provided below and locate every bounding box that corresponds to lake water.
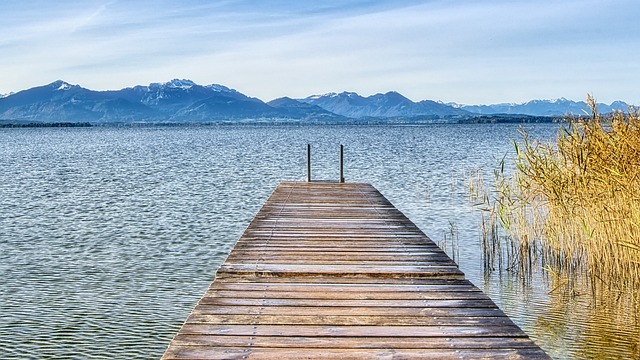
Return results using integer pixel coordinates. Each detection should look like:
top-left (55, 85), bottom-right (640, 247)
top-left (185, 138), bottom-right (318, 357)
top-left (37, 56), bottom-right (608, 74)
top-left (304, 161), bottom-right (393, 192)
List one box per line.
top-left (1, 124), bottom-right (638, 359)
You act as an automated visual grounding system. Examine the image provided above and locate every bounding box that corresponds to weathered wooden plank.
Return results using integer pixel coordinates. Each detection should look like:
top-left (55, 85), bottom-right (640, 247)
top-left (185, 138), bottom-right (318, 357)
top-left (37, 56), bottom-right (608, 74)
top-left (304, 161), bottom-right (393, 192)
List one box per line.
top-left (244, 231), bottom-right (423, 235)
top-left (186, 314), bottom-right (516, 326)
top-left (164, 347), bottom-right (550, 360)
top-left (217, 264), bottom-right (465, 279)
top-left (214, 275), bottom-right (474, 285)
top-left (207, 282), bottom-right (481, 292)
top-left (178, 324), bottom-right (529, 337)
top-left (234, 241), bottom-right (438, 246)
top-left (232, 241), bottom-right (440, 248)
top-left (221, 259), bottom-right (459, 266)
top-left (203, 289), bottom-right (490, 301)
top-left (197, 297), bottom-right (500, 308)
top-left (224, 254), bottom-right (454, 260)
top-left (191, 305), bottom-right (507, 317)
top-left (226, 252), bottom-right (454, 260)
top-left (169, 335), bottom-right (542, 349)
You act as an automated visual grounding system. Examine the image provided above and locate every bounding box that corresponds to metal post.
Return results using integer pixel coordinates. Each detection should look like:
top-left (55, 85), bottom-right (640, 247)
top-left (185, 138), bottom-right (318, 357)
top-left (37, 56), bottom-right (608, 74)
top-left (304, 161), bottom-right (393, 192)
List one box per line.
top-left (339, 144), bottom-right (344, 183)
top-left (307, 144), bottom-right (311, 182)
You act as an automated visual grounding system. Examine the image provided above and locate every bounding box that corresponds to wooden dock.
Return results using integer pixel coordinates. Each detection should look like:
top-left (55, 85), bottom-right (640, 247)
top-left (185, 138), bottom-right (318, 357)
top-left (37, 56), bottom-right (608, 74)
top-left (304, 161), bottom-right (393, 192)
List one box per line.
top-left (162, 181), bottom-right (549, 359)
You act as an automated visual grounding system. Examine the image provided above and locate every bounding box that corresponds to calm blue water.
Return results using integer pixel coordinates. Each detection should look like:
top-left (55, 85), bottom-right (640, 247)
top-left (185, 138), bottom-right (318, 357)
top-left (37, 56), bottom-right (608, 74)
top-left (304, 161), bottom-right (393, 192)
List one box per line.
top-left (1, 124), bottom-right (637, 359)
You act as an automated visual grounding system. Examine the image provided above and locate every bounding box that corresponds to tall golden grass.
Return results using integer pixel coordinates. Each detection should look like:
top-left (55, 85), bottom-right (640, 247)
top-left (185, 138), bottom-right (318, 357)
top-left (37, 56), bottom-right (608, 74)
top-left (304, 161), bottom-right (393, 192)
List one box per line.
top-left (476, 95), bottom-right (640, 295)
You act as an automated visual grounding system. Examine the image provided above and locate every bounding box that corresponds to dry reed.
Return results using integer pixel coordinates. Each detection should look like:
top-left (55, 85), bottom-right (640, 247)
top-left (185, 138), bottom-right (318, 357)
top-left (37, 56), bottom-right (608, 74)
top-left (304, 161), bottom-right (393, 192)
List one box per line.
top-left (475, 95), bottom-right (640, 295)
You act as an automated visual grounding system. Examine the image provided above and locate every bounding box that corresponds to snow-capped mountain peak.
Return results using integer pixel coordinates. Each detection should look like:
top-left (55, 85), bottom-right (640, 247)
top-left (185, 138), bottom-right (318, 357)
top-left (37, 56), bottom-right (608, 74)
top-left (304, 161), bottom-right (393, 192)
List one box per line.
top-left (207, 84), bottom-right (233, 93)
top-left (306, 92), bottom-right (337, 100)
top-left (49, 80), bottom-right (74, 91)
top-left (339, 91), bottom-right (360, 98)
top-left (164, 79), bottom-right (195, 89)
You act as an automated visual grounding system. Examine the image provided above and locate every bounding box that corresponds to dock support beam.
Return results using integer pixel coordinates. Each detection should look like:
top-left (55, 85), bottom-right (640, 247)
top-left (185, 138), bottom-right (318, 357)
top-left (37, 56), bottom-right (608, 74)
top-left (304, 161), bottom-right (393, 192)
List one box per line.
top-left (307, 144), bottom-right (311, 182)
top-left (339, 144), bottom-right (344, 183)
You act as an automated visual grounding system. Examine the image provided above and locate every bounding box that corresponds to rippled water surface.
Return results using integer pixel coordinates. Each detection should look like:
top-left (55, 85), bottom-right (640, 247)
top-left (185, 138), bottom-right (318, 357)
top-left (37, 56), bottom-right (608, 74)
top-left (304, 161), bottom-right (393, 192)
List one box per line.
top-left (1, 124), bottom-right (638, 359)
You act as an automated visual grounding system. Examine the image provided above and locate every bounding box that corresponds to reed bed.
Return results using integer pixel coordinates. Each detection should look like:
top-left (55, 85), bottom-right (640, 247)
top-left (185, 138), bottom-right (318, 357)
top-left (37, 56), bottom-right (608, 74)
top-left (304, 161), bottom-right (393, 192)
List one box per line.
top-left (476, 95), bottom-right (640, 296)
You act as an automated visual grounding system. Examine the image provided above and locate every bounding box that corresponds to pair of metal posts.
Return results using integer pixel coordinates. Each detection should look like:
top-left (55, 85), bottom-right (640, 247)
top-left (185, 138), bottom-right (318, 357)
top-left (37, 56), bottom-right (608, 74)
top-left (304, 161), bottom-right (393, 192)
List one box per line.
top-left (307, 144), bottom-right (344, 183)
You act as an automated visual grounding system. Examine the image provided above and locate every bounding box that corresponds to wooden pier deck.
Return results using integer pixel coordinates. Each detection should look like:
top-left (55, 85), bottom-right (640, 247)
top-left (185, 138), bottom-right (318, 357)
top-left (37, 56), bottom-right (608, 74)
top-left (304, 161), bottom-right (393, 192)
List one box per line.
top-left (162, 181), bottom-right (549, 359)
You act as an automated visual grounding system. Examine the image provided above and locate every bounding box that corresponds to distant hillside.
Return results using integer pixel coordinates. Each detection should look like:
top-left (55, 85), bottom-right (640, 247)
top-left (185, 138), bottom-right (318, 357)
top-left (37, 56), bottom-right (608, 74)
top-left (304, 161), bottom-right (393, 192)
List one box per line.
top-left (267, 97), bottom-right (347, 121)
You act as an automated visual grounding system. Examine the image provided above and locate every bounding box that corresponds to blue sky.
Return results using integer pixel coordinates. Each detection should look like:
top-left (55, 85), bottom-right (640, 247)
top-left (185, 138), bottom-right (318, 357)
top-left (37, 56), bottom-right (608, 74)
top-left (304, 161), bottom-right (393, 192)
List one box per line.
top-left (2, 0), bottom-right (639, 104)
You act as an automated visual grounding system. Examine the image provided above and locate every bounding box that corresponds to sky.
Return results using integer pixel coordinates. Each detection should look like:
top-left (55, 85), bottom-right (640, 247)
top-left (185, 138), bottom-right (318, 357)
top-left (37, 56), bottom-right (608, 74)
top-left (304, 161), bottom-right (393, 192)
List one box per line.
top-left (2, 0), bottom-right (640, 104)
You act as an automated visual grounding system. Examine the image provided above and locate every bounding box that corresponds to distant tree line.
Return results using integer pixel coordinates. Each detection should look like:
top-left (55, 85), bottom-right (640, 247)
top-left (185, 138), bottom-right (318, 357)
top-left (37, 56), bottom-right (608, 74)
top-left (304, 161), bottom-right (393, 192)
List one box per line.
top-left (0, 122), bottom-right (93, 128)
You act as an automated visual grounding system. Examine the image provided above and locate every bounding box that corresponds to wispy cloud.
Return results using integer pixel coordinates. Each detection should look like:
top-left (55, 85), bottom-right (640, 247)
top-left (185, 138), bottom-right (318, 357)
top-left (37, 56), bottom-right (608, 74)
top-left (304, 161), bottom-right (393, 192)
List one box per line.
top-left (2, 0), bottom-right (639, 103)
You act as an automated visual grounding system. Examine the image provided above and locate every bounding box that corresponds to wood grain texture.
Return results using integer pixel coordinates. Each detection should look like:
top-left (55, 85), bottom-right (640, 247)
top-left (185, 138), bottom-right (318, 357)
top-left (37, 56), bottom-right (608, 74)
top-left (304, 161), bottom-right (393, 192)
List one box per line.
top-left (162, 181), bottom-right (549, 359)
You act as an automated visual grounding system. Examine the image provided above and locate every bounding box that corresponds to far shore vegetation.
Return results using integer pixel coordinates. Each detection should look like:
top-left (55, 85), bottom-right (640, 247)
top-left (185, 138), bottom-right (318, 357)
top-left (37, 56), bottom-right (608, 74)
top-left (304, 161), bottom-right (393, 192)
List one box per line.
top-left (0, 114), bottom-right (560, 128)
top-left (472, 95), bottom-right (640, 303)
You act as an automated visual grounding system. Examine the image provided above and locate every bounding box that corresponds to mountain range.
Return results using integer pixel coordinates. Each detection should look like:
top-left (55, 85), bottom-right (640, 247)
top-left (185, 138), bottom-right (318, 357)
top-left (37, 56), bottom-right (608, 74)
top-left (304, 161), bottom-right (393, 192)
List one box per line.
top-left (450, 98), bottom-right (629, 117)
top-left (0, 79), bottom-right (632, 124)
